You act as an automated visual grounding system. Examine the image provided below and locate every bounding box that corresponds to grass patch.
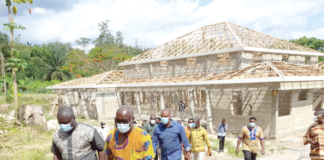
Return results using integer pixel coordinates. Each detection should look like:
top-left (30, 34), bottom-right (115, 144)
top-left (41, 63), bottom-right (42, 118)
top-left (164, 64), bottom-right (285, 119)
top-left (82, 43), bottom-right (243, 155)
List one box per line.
top-left (0, 124), bottom-right (54, 160)
top-left (209, 138), bottom-right (244, 158)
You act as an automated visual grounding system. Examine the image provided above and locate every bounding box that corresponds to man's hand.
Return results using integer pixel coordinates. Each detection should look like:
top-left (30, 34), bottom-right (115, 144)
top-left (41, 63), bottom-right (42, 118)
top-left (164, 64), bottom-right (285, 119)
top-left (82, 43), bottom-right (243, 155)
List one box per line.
top-left (307, 139), bottom-right (316, 145)
top-left (207, 148), bottom-right (212, 156)
top-left (235, 148), bottom-right (239, 155)
top-left (261, 149), bottom-right (265, 155)
top-left (185, 151), bottom-right (191, 160)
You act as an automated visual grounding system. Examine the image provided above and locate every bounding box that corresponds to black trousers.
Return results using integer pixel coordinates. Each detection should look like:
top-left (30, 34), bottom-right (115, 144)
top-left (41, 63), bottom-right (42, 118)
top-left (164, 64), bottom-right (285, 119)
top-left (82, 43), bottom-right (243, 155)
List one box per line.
top-left (218, 136), bottom-right (225, 151)
top-left (243, 150), bottom-right (257, 160)
top-left (155, 153), bottom-right (158, 160)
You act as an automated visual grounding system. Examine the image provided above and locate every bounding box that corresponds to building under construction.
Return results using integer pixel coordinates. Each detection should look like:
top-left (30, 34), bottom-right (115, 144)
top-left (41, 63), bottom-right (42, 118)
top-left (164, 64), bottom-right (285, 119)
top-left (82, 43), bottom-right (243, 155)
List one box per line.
top-left (47, 22), bottom-right (324, 138)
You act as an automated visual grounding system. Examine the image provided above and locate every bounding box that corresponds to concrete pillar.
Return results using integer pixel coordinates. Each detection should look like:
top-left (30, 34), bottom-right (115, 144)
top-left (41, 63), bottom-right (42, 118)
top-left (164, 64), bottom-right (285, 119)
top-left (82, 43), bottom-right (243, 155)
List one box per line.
top-left (205, 89), bottom-right (215, 133)
top-left (270, 90), bottom-right (279, 139)
top-left (160, 92), bottom-right (165, 111)
top-left (321, 89), bottom-right (324, 109)
top-left (189, 90), bottom-right (195, 118)
top-left (116, 90), bottom-right (122, 106)
top-left (80, 92), bottom-right (89, 119)
top-left (174, 62), bottom-right (177, 76)
top-left (149, 63), bottom-right (153, 77)
top-left (135, 91), bottom-right (142, 118)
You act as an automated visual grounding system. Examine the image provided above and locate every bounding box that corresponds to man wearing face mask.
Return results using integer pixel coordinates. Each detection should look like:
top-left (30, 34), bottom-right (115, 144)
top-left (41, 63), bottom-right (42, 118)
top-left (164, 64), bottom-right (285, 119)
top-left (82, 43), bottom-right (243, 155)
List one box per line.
top-left (98, 122), bottom-right (110, 141)
top-left (152, 109), bottom-right (191, 160)
top-left (304, 109), bottom-right (324, 160)
top-left (236, 117), bottom-right (265, 160)
top-left (189, 118), bottom-right (212, 160)
top-left (104, 105), bottom-right (155, 160)
top-left (144, 115), bottom-right (157, 137)
top-left (51, 107), bottom-right (106, 160)
top-left (143, 115), bottom-right (158, 160)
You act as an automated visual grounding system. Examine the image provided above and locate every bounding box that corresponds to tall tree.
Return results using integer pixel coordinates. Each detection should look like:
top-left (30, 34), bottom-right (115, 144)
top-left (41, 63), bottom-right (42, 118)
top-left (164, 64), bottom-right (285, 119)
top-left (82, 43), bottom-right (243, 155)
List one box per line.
top-left (4, 0), bottom-right (33, 112)
top-left (42, 42), bottom-right (72, 81)
top-left (75, 37), bottom-right (91, 53)
top-left (93, 20), bottom-right (115, 46)
top-left (0, 32), bottom-right (9, 94)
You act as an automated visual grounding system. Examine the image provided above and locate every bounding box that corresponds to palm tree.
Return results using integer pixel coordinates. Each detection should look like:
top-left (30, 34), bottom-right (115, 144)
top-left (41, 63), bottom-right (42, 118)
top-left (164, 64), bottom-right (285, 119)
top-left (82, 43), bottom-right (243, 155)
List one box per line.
top-left (43, 52), bottom-right (71, 81)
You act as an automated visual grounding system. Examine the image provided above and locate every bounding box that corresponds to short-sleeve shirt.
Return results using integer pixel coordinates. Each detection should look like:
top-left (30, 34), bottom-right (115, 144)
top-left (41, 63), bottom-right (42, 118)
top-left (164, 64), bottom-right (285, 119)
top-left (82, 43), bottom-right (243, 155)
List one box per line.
top-left (238, 125), bottom-right (264, 153)
top-left (303, 123), bottom-right (324, 160)
top-left (143, 123), bottom-right (156, 137)
top-left (51, 123), bottom-right (105, 160)
top-left (104, 127), bottom-right (155, 160)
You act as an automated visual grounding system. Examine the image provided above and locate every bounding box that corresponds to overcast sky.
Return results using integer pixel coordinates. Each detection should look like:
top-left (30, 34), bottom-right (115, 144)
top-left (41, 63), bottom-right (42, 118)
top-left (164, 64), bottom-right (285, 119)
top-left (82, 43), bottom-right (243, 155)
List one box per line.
top-left (0, 0), bottom-right (324, 51)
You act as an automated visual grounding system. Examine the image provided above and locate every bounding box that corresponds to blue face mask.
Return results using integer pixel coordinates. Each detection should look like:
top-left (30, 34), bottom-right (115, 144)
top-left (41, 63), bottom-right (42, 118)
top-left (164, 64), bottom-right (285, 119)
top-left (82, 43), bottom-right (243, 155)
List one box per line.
top-left (161, 117), bottom-right (169, 124)
top-left (249, 123), bottom-right (256, 128)
top-left (60, 119), bottom-right (74, 132)
top-left (117, 121), bottom-right (132, 133)
top-left (189, 123), bottom-right (196, 128)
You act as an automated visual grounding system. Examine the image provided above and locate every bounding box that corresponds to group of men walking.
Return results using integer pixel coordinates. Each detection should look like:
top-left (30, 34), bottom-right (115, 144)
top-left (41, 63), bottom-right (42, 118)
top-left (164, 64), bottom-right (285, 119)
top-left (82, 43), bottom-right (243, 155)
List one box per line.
top-left (51, 105), bottom-right (267, 160)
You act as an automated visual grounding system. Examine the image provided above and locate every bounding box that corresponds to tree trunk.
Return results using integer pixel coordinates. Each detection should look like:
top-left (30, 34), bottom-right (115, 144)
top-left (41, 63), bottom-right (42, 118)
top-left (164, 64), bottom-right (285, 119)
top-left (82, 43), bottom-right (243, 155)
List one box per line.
top-left (8, 3), bottom-right (18, 116)
top-left (0, 53), bottom-right (6, 94)
top-left (12, 69), bottom-right (18, 111)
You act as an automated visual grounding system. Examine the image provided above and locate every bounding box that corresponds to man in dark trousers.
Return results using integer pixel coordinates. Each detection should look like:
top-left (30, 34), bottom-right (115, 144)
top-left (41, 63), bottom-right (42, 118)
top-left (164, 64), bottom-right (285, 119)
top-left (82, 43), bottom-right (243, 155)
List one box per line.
top-left (217, 119), bottom-right (228, 152)
top-left (51, 107), bottom-right (106, 160)
top-left (152, 109), bottom-right (191, 160)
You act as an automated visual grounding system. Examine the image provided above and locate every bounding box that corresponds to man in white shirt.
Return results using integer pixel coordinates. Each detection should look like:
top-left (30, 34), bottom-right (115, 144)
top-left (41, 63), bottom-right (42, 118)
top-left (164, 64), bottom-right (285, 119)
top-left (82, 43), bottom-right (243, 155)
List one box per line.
top-left (98, 122), bottom-right (110, 141)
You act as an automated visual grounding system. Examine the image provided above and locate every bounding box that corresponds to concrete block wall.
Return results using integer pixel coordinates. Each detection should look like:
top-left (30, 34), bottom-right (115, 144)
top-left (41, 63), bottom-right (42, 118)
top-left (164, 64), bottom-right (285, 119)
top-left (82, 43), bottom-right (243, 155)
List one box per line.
top-left (95, 88), bottom-right (119, 121)
top-left (210, 89), bottom-right (272, 137)
top-left (277, 90), bottom-right (313, 136)
top-left (278, 91), bottom-right (291, 116)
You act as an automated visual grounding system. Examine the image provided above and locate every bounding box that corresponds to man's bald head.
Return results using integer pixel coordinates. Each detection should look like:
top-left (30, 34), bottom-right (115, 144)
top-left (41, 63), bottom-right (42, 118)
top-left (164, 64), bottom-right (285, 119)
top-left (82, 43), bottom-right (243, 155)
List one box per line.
top-left (57, 107), bottom-right (76, 129)
top-left (57, 107), bottom-right (74, 120)
top-left (116, 105), bottom-right (134, 118)
top-left (161, 109), bottom-right (171, 117)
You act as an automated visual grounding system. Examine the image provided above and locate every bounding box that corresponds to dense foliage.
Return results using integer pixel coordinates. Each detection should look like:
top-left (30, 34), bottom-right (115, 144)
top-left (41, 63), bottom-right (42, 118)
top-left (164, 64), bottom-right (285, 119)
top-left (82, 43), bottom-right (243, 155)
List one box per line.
top-left (290, 36), bottom-right (324, 62)
top-left (0, 20), bottom-right (148, 96)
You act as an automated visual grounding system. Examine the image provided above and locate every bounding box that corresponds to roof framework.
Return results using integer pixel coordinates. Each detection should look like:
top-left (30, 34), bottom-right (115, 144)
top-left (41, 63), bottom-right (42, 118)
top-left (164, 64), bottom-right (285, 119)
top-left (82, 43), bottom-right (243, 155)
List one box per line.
top-left (122, 22), bottom-right (319, 64)
top-left (121, 61), bottom-right (324, 84)
top-left (50, 70), bottom-right (123, 87)
top-left (48, 62), bottom-right (324, 89)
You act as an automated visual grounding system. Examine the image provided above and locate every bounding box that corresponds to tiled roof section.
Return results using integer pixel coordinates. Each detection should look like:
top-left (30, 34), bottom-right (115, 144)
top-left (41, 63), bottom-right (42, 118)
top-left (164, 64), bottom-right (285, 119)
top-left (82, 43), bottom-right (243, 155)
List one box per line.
top-left (122, 22), bottom-right (320, 63)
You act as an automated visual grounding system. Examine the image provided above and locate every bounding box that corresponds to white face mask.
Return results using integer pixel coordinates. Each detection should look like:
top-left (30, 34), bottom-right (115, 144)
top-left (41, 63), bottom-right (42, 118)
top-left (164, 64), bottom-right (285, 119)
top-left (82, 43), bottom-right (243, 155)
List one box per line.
top-left (150, 120), bottom-right (156, 124)
top-left (314, 115), bottom-right (318, 122)
top-left (117, 121), bottom-right (132, 133)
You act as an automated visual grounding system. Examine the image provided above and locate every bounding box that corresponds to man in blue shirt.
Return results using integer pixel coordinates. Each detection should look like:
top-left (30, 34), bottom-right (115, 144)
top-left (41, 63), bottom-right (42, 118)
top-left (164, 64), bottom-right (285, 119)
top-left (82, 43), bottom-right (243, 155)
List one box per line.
top-left (152, 109), bottom-right (191, 160)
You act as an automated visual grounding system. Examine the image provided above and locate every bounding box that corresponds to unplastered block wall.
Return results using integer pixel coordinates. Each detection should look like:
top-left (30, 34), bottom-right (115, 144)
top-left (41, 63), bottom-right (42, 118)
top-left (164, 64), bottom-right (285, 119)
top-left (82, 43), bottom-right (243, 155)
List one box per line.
top-left (124, 63), bottom-right (150, 78)
top-left (152, 61), bottom-right (174, 76)
top-left (310, 56), bottom-right (318, 65)
top-left (95, 88), bottom-right (119, 121)
top-left (278, 91), bottom-right (291, 116)
top-left (210, 85), bottom-right (274, 137)
top-left (277, 90), bottom-right (313, 136)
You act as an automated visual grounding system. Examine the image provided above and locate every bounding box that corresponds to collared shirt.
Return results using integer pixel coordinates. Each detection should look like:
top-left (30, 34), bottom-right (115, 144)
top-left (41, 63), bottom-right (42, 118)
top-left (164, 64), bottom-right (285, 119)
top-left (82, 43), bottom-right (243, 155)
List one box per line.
top-left (217, 123), bottom-right (228, 137)
top-left (143, 123), bottom-right (156, 136)
top-left (304, 123), bottom-right (324, 160)
top-left (51, 123), bottom-right (105, 160)
top-left (238, 125), bottom-right (264, 153)
top-left (104, 127), bottom-right (155, 160)
top-left (152, 120), bottom-right (191, 160)
top-left (97, 126), bottom-right (110, 141)
top-left (189, 126), bottom-right (212, 153)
